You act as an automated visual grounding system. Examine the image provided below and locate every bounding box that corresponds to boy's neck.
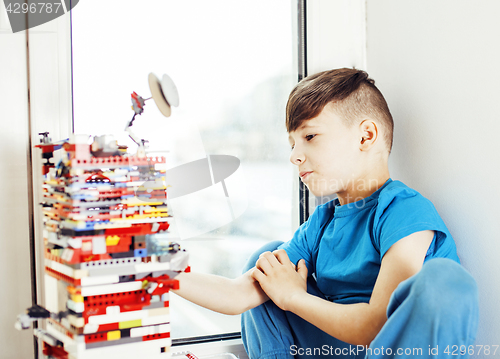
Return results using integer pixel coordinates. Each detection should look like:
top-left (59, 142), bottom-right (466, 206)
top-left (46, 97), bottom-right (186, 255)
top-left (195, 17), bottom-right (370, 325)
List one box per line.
top-left (336, 169), bottom-right (391, 206)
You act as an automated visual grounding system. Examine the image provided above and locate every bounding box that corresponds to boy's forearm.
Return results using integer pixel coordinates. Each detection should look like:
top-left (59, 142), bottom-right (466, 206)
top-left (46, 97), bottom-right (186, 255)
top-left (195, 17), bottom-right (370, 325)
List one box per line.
top-left (172, 269), bottom-right (269, 315)
top-left (287, 292), bottom-right (385, 346)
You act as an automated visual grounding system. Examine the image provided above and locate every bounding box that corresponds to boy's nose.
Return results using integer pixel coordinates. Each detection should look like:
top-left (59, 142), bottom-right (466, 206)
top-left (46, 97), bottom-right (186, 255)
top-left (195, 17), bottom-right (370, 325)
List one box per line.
top-left (289, 148), bottom-right (305, 165)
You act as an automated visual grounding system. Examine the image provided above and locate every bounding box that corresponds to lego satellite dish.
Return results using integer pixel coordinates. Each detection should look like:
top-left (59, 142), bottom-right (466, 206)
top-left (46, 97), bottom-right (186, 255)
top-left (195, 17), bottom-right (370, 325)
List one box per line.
top-left (148, 73), bottom-right (179, 117)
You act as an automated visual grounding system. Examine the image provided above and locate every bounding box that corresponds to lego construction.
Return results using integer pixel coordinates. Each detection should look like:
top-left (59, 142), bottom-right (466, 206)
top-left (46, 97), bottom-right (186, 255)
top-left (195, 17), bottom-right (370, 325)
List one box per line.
top-left (16, 73), bottom-right (189, 359)
top-left (21, 132), bottom-right (189, 359)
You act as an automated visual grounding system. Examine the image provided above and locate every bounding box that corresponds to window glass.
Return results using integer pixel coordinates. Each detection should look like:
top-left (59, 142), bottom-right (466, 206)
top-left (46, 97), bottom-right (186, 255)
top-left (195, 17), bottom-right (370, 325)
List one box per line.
top-left (72, 0), bottom-right (295, 339)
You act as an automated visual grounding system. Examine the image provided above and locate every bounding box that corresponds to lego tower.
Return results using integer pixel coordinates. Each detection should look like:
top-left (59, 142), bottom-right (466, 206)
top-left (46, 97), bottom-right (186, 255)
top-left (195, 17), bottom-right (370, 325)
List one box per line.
top-left (33, 133), bottom-right (188, 359)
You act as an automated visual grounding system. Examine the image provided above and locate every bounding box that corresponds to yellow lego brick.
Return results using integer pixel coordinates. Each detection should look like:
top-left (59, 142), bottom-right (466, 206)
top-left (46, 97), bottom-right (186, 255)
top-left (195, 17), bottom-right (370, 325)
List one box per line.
top-left (119, 319), bottom-right (142, 329)
top-left (143, 208), bottom-right (168, 214)
top-left (107, 330), bottom-right (121, 341)
top-left (106, 235), bottom-right (120, 246)
top-left (71, 294), bottom-right (84, 303)
top-left (123, 199), bottom-right (165, 206)
top-left (66, 285), bottom-right (80, 295)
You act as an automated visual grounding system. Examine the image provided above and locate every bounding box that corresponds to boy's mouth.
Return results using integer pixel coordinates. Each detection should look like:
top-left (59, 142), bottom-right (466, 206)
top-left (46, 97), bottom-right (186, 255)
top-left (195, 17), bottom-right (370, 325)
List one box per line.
top-left (299, 171), bottom-right (312, 181)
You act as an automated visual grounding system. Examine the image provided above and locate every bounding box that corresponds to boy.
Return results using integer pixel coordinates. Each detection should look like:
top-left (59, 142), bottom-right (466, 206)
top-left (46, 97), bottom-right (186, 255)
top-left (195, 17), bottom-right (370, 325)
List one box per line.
top-left (173, 68), bottom-right (479, 358)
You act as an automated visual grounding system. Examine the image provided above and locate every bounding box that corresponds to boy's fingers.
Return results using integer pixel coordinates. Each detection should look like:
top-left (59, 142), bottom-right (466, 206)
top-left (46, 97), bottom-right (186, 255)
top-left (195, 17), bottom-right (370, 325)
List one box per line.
top-left (272, 249), bottom-right (291, 265)
top-left (259, 251), bottom-right (278, 267)
top-left (256, 256), bottom-right (273, 274)
top-left (251, 267), bottom-right (266, 282)
top-left (296, 259), bottom-right (308, 280)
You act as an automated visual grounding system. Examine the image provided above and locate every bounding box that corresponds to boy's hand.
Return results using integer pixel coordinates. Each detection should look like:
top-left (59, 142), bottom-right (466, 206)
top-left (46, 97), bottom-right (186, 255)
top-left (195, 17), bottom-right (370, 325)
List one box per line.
top-left (251, 249), bottom-right (308, 311)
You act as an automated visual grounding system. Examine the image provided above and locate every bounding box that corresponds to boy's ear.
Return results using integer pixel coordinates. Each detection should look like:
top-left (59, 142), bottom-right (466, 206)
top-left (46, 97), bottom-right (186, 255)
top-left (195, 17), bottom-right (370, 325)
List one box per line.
top-left (359, 120), bottom-right (378, 149)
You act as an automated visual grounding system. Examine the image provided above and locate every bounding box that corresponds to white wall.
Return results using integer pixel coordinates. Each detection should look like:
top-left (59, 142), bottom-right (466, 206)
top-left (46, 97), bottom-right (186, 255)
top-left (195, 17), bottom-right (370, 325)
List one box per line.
top-left (0, 10), bottom-right (72, 358)
top-left (366, 0), bottom-right (500, 351)
top-left (308, 0), bottom-right (500, 354)
top-left (0, 28), bottom-right (35, 359)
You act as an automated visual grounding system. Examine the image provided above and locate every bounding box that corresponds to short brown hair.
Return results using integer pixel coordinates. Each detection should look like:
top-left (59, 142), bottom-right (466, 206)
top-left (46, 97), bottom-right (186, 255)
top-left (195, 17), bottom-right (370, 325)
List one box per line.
top-left (286, 68), bottom-right (394, 152)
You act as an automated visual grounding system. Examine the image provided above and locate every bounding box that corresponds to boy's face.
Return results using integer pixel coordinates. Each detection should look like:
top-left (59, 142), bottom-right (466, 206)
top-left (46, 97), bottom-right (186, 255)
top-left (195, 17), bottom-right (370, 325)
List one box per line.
top-left (288, 103), bottom-right (362, 198)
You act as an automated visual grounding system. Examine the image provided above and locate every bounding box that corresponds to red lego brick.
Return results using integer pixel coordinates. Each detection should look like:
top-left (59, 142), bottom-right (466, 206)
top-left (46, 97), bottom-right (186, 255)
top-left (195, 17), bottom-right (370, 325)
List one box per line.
top-left (42, 342), bottom-right (69, 359)
top-left (142, 332), bottom-right (170, 342)
top-left (45, 266), bottom-right (81, 286)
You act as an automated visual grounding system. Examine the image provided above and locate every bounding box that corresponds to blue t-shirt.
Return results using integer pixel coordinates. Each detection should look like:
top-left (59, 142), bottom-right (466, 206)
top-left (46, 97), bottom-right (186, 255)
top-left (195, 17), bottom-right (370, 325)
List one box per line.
top-left (279, 178), bottom-right (459, 305)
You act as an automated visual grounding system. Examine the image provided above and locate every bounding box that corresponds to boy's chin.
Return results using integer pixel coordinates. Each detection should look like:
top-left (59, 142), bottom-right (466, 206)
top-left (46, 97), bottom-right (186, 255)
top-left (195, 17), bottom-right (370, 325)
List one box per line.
top-left (306, 186), bottom-right (336, 199)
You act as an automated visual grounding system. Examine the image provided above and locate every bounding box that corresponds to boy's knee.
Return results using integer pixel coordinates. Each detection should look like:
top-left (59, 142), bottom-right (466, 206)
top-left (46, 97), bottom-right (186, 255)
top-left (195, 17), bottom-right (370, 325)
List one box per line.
top-left (415, 258), bottom-right (478, 313)
top-left (242, 240), bottom-right (284, 274)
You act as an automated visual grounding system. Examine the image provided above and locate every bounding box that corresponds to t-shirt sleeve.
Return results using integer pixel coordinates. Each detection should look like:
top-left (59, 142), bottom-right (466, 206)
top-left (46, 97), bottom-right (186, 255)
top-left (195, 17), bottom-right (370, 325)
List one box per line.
top-left (373, 186), bottom-right (452, 259)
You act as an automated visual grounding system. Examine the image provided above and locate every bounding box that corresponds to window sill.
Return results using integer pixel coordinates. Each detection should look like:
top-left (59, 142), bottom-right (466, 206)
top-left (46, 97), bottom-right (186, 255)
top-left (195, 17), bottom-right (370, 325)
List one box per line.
top-left (171, 338), bottom-right (248, 359)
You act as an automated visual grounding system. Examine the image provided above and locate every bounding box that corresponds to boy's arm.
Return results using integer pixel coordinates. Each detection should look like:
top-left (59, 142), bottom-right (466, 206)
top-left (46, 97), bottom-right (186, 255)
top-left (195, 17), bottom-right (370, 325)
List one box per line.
top-left (172, 269), bottom-right (269, 315)
top-left (252, 230), bottom-right (434, 346)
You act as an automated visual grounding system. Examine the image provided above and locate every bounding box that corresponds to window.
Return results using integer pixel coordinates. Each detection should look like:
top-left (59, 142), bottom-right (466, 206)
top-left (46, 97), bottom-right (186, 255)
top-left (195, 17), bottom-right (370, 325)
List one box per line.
top-left (72, 0), bottom-right (296, 340)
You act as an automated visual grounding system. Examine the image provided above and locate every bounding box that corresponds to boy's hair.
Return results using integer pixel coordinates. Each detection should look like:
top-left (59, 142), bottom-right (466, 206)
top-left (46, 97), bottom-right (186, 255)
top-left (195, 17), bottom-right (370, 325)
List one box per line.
top-left (286, 68), bottom-right (394, 152)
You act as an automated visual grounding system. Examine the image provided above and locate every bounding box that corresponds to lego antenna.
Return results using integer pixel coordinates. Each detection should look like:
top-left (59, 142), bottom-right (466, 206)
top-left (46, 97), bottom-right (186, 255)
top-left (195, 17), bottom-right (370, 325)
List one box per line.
top-left (125, 73), bottom-right (180, 155)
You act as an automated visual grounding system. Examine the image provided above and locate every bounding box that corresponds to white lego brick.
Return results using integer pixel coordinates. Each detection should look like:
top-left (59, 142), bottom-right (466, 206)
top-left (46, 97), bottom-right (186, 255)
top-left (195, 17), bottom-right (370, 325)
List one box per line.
top-left (134, 261), bottom-right (171, 273)
top-left (149, 326), bottom-right (157, 335)
top-left (34, 329), bottom-right (58, 347)
top-left (82, 257), bottom-right (142, 270)
top-left (92, 236), bottom-right (107, 254)
top-left (147, 307), bottom-right (170, 317)
top-left (67, 238), bottom-right (82, 249)
top-left (82, 241), bottom-right (92, 252)
top-left (80, 274), bottom-right (119, 287)
top-left (62, 248), bottom-right (75, 262)
top-left (44, 274), bottom-right (59, 313)
top-left (158, 323), bottom-right (170, 334)
top-left (47, 320), bottom-right (85, 344)
top-left (67, 299), bottom-right (85, 313)
top-left (47, 231), bottom-right (65, 247)
top-left (125, 181), bottom-right (148, 187)
top-left (130, 326), bottom-right (146, 338)
top-left (74, 269), bottom-right (90, 279)
top-left (68, 338), bottom-right (172, 359)
top-left (46, 259), bottom-right (75, 278)
top-left (83, 323), bottom-right (99, 334)
top-left (94, 221), bottom-right (134, 229)
top-left (46, 321), bottom-right (76, 347)
top-left (68, 315), bottom-right (85, 328)
top-left (155, 163), bottom-right (167, 171)
top-left (81, 280), bottom-right (143, 296)
top-left (114, 217), bottom-right (170, 225)
top-left (106, 306), bottom-right (120, 315)
top-left (88, 309), bottom-right (147, 325)
top-left (73, 342), bottom-right (86, 355)
top-left (88, 307), bottom-right (169, 326)
top-left (142, 314), bottom-right (170, 326)
top-left (170, 251), bottom-right (189, 271)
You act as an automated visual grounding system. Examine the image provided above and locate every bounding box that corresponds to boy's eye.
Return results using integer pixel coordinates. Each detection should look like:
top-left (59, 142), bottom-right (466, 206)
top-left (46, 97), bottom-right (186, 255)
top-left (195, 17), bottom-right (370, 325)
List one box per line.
top-left (305, 134), bottom-right (316, 141)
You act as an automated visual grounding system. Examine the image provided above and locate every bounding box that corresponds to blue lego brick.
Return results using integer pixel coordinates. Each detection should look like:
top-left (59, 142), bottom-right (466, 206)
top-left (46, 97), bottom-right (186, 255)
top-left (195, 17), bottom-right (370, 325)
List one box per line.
top-left (134, 249), bottom-right (148, 258)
